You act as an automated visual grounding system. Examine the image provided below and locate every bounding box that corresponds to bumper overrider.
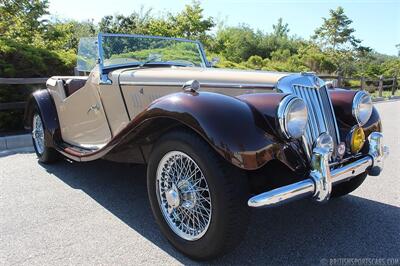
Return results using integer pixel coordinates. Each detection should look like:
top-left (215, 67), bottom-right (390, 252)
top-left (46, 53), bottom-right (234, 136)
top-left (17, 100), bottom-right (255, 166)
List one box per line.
top-left (248, 132), bottom-right (389, 207)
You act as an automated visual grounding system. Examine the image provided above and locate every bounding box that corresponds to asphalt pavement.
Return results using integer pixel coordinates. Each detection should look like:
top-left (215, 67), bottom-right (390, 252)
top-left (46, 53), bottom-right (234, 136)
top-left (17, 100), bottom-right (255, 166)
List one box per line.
top-left (0, 101), bottom-right (399, 265)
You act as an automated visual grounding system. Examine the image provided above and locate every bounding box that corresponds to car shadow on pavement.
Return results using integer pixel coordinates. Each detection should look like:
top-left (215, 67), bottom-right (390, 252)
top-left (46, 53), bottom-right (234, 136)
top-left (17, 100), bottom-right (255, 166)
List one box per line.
top-left (42, 159), bottom-right (400, 265)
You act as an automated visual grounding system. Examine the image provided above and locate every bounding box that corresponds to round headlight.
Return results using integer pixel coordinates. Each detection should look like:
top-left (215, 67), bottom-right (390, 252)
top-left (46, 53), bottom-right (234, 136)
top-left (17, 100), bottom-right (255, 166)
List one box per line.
top-left (278, 96), bottom-right (308, 139)
top-left (352, 91), bottom-right (372, 126)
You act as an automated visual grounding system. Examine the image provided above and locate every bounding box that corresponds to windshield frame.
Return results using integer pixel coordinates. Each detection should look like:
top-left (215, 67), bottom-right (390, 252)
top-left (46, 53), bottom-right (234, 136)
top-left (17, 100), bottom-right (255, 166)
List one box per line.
top-left (97, 33), bottom-right (209, 74)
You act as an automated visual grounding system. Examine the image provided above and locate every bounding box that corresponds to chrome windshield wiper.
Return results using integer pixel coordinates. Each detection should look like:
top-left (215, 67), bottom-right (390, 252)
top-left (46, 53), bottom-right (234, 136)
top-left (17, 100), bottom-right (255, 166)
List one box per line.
top-left (139, 58), bottom-right (158, 67)
top-left (139, 54), bottom-right (162, 67)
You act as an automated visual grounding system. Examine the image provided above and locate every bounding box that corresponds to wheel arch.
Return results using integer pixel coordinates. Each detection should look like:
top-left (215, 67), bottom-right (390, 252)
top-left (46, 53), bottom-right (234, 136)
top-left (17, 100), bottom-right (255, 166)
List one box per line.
top-left (24, 89), bottom-right (61, 147)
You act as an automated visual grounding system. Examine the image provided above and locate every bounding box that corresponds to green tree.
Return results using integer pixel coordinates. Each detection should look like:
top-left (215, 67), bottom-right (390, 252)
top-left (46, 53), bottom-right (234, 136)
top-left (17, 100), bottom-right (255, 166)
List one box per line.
top-left (44, 19), bottom-right (96, 52)
top-left (169, 1), bottom-right (214, 40)
top-left (98, 1), bottom-right (214, 46)
top-left (0, 0), bottom-right (49, 44)
top-left (313, 7), bottom-right (361, 50)
top-left (214, 25), bottom-right (262, 62)
top-left (272, 18), bottom-right (289, 38)
top-left (98, 7), bottom-right (152, 34)
top-left (381, 58), bottom-right (400, 76)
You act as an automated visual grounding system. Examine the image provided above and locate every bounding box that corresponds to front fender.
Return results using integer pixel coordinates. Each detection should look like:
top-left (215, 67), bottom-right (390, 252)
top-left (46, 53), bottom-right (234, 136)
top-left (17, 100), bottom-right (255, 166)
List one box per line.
top-left (329, 89), bottom-right (382, 140)
top-left (131, 91), bottom-right (306, 171)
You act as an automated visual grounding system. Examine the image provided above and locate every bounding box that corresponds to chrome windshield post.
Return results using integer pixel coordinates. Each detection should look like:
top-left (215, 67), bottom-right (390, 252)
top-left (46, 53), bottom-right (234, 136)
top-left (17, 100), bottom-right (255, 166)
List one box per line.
top-left (97, 33), bottom-right (112, 85)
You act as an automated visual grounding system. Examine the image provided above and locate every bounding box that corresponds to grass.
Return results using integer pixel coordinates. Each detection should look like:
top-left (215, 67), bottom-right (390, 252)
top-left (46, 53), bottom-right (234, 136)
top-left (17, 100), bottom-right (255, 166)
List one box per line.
top-left (370, 89), bottom-right (400, 100)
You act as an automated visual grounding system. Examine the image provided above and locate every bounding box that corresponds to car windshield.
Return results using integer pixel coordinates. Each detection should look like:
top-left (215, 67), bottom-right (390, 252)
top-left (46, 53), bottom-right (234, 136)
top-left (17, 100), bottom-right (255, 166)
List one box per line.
top-left (76, 34), bottom-right (207, 72)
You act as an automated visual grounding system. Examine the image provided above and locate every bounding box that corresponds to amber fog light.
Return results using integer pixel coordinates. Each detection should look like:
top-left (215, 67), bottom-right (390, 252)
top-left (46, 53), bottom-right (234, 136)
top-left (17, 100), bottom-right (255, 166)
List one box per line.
top-left (348, 126), bottom-right (365, 153)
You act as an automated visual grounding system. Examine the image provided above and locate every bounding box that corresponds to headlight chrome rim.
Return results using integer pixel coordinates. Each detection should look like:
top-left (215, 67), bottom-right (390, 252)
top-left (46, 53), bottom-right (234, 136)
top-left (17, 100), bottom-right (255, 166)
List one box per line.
top-left (278, 95), bottom-right (308, 139)
top-left (352, 91), bottom-right (373, 126)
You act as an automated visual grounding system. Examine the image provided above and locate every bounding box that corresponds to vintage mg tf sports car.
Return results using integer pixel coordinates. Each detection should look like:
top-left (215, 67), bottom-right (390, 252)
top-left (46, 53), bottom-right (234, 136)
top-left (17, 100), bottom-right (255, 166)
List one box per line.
top-left (25, 33), bottom-right (389, 260)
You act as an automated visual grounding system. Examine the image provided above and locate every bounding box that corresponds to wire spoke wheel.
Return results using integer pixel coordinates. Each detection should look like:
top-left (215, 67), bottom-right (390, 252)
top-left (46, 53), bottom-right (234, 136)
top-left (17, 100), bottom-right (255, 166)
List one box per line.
top-left (32, 114), bottom-right (45, 155)
top-left (156, 151), bottom-right (212, 241)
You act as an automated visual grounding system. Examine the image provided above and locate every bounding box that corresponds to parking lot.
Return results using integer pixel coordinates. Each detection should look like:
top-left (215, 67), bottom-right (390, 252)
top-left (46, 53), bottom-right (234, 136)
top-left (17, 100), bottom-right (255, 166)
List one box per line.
top-left (1, 101), bottom-right (399, 265)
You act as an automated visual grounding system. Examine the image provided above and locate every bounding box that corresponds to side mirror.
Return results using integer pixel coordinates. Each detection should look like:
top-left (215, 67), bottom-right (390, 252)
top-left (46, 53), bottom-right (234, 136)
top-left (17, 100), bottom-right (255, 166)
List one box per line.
top-left (210, 57), bottom-right (220, 67)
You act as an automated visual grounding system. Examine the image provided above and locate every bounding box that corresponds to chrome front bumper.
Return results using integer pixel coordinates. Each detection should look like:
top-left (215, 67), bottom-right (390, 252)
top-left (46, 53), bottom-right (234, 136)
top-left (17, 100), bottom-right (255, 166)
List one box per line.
top-left (248, 132), bottom-right (389, 208)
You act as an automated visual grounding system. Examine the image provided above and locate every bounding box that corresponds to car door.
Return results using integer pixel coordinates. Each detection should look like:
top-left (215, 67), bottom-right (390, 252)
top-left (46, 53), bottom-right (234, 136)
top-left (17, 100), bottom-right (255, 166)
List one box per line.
top-left (56, 79), bottom-right (112, 149)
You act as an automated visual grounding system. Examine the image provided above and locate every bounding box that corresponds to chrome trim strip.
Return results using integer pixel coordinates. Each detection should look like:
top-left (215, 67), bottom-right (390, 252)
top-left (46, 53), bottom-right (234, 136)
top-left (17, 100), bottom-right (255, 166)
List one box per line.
top-left (247, 132), bottom-right (388, 208)
top-left (120, 81), bottom-right (275, 89)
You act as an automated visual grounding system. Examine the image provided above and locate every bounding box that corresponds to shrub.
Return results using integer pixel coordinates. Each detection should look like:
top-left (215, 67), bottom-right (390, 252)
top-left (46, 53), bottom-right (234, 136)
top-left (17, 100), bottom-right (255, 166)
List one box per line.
top-left (0, 38), bottom-right (76, 132)
top-left (0, 38), bottom-right (76, 78)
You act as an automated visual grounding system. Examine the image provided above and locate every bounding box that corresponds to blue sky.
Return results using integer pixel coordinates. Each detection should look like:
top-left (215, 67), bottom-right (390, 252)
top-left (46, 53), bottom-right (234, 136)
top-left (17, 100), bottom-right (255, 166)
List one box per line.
top-left (48, 0), bottom-right (400, 56)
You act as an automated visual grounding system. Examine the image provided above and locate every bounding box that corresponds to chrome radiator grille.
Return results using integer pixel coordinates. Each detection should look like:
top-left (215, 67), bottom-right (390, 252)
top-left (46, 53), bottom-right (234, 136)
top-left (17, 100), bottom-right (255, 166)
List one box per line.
top-left (292, 85), bottom-right (340, 159)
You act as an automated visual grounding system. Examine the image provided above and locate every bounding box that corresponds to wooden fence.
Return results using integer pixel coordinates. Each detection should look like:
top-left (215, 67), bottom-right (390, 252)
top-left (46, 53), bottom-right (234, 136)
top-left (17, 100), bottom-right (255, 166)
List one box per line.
top-left (319, 75), bottom-right (398, 98)
top-left (0, 75), bottom-right (398, 112)
top-left (0, 78), bottom-right (47, 111)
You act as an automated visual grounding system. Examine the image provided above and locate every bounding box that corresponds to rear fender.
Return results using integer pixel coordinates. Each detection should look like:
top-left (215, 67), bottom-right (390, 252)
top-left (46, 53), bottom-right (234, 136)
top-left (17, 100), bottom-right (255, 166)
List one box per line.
top-left (24, 89), bottom-right (61, 147)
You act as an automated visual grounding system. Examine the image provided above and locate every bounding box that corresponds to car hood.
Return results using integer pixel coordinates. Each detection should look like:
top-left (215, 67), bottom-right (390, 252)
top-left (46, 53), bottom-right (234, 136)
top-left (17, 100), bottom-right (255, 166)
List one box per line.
top-left (118, 67), bottom-right (291, 88)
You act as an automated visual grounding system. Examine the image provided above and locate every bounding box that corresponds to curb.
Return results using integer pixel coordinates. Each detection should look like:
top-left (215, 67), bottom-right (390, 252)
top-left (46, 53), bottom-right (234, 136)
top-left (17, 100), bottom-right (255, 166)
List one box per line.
top-left (373, 98), bottom-right (400, 104)
top-left (372, 96), bottom-right (400, 103)
top-left (389, 96), bottom-right (400, 100)
top-left (0, 134), bottom-right (32, 151)
top-left (372, 97), bottom-right (385, 102)
top-left (0, 146), bottom-right (34, 157)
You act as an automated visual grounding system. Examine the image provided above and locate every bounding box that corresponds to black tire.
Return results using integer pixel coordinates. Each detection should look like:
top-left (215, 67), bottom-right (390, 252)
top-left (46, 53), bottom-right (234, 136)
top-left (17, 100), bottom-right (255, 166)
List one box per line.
top-left (331, 172), bottom-right (367, 198)
top-left (147, 130), bottom-right (250, 260)
top-left (31, 109), bottom-right (59, 164)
